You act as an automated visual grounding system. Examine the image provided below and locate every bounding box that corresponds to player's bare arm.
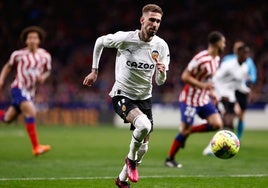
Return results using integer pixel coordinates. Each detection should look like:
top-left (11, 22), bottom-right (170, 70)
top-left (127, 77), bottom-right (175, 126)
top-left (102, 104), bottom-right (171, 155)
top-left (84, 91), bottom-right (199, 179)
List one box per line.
top-left (0, 63), bottom-right (12, 90)
top-left (182, 68), bottom-right (213, 89)
top-left (37, 71), bottom-right (51, 84)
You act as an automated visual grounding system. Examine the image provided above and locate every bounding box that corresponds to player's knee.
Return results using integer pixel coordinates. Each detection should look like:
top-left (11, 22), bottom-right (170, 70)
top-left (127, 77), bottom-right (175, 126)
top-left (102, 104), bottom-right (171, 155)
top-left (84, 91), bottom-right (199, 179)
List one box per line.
top-left (213, 122), bottom-right (223, 130)
top-left (210, 118), bottom-right (223, 130)
top-left (2, 116), bottom-right (13, 124)
top-left (134, 114), bottom-right (151, 135)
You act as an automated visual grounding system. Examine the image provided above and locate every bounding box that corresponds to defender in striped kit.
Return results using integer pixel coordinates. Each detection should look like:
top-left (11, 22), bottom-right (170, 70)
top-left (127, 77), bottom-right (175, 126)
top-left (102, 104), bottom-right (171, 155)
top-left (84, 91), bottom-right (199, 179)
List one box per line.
top-left (165, 31), bottom-right (225, 168)
top-left (0, 26), bottom-right (51, 156)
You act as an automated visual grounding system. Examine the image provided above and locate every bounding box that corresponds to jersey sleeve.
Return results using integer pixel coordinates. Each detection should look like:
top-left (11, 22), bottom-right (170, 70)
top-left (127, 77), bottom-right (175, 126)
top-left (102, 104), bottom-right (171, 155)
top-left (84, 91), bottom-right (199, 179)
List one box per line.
top-left (159, 41), bottom-right (170, 71)
top-left (8, 50), bottom-right (20, 66)
top-left (102, 31), bottom-right (127, 48)
top-left (92, 31), bottom-right (127, 69)
top-left (246, 58), bottom-right (257, 84)
top-left (212, 61), bottom-right (230, 83)
top-left (187, 58), bottom-right (198, 73)
top-left (45, 52), bottom-right (52, 71)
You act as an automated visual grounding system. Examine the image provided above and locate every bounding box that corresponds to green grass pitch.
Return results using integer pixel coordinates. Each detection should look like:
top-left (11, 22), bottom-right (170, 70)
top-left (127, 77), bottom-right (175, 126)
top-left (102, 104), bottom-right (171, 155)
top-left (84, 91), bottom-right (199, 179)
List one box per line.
top-left (0, 125), bottom-right (267, 188)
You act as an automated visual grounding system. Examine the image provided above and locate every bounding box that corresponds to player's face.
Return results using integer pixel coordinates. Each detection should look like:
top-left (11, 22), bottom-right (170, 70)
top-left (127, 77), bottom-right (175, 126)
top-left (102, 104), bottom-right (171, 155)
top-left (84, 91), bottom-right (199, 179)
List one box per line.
top-left (238, 47), bottom-right (249, 63)
top-left (217, 36), bottom-right (226, 54)
top-left (140, 12), bottom-right (162, 37)
top-left (26, 32), bottom-right (40, 51)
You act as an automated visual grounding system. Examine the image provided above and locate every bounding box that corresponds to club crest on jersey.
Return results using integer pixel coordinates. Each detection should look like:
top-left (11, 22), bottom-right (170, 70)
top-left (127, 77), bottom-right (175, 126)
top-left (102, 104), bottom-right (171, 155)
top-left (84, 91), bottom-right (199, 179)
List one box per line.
top-left (151, 50), bottom-right (159, 61)
top-left (122, 105), bottom-right (126, 112)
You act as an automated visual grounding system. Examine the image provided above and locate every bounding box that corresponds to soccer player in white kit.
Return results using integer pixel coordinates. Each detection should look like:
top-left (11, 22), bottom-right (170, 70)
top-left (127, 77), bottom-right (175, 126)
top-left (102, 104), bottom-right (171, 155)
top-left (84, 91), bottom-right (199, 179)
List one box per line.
top-left (221, 41), bottom-right (256, 139)
top-left (213, 44), bottom-right (250, 130)
top-left (0, 26), bottom-right (51, 156)
top-left (202, 44), bottom-right (250, 156)
top-left (83, 4), bottom-right (170, 188)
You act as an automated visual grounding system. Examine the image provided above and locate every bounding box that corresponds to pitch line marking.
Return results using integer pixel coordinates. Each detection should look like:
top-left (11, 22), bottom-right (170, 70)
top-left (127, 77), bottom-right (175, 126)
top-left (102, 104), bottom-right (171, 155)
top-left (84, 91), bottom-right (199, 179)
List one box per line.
top-left (0, 174), bottom-right (267, 181)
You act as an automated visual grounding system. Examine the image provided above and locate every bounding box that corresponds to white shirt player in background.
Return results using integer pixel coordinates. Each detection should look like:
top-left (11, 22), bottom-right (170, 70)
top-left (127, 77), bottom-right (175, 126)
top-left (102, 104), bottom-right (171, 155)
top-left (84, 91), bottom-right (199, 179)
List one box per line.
top-left (202, 44), bottom-right (250, 156)
top-left (0, 26), bottom-right (51, 156)
top-left (221, 41), bottom-right (257, 140)
top-left (83, 4), bottom-right (169, 188)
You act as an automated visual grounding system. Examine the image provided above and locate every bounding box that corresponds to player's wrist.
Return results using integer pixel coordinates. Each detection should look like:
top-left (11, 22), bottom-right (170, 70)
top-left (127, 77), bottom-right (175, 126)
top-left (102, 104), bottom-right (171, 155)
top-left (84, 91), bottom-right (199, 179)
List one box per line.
top-left (91, 68), bottom-right (98, 74)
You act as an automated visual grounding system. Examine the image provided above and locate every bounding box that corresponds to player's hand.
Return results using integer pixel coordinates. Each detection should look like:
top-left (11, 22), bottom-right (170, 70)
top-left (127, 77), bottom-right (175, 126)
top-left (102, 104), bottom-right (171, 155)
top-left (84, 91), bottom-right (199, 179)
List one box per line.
top-left (83, 71), bottom-right (98, 87)
top-left (201, 82), bottom-right (213, 90)
top-left (209, 90), bottom-right (218, 105)
top-left (156, 61), bottom-right (165, 73)
top-left (37, 76), bottom-right (45, 84)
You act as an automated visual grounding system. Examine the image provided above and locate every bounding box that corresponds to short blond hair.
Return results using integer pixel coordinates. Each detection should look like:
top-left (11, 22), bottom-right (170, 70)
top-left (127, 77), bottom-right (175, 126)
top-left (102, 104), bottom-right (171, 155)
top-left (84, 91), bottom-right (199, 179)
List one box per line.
top-left (142, 4), bottom-right (163, 16)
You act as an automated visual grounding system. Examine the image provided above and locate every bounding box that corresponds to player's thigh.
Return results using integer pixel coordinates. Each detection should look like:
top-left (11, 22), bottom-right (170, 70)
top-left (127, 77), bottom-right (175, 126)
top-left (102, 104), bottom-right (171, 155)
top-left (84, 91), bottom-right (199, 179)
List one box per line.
top-left (206, 113), bottom-right (222, 129)
top-left (235, 90), bottom-right (248, 111)
top-left (112, 96), bottom-right (141, 124)
top-left (179, 102), bottom-right (196, 132)
top-left (20, 100), bottom-right (36, 117)
top-left (126, 107), bottom-right (143, 123)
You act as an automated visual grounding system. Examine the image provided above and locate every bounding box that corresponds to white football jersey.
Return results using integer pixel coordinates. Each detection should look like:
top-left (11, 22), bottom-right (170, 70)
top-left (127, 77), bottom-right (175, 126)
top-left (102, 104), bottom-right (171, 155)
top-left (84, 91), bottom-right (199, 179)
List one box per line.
top-left (98, 30), bottom-right (170, 100)
top-left (213, 58), bottom-right (249, 102)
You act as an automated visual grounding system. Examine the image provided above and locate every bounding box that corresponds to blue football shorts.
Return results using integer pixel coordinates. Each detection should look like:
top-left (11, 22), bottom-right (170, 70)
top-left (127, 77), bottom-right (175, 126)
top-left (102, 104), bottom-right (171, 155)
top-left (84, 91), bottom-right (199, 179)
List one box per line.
top-left (11, 87), bottom-right (30, 112)
top-left (179, 102), bottom-right (218, 125)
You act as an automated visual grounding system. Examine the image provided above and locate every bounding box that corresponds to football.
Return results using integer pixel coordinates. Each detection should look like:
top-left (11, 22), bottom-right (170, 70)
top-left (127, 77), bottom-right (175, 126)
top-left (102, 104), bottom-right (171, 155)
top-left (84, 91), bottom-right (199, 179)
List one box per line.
top-left (210, 130), bottom-right (240, 159)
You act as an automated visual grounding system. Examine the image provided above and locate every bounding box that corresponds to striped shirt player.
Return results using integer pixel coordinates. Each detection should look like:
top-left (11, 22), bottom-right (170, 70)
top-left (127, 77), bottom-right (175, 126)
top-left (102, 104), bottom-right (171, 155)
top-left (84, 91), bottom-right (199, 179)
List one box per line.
top-left (165, 31), bottom-right (225, 167)
top-left (179, 50), bottom-right (220, 107)
top-left (83, 4), bottom-right (168, 186)
top-left (9, 47), bottom-right (51, 100)
top-left (0, 26), bottom-right (52, 156)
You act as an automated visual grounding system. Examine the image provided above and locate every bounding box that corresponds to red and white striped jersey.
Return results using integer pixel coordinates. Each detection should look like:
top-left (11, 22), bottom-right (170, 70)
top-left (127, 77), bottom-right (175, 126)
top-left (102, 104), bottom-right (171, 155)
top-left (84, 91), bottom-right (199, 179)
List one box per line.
top-left (179, 50), bottom-right (220, 106)
top-left (8, 47), bottom-right (52, 99)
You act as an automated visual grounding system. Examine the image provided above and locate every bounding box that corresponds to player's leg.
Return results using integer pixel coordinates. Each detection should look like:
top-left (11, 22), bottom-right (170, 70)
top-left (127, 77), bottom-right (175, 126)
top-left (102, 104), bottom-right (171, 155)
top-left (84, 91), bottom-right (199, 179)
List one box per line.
top-left (191, 102), bottom-right (222, 133)
top-left (202, 102), bottom-right (225, 156)
top-left (235, 91), bottom-right (248, 140)
top-left (165, 102), bottom-right (194, 168)
top-left (0, 106), bottom-right (20, 123)
top-left (136, 135), bottom-right (149, 164)
top-left (202, 112), bottom-right (224, 155)
top-left (20, 100), bottom-right (50, 156)
top-left (0, 88), bottom-right (22, 123)
top-left (237, 110), bottom-right (245, 139)
top-left (125, 107), bottom-right (151, 182)
top-left (165, 121), bottom-right (188, 168)
top-left (112, 96), bottom-right (151, 183)
top-left (136, 107), bottom-right (153, 165)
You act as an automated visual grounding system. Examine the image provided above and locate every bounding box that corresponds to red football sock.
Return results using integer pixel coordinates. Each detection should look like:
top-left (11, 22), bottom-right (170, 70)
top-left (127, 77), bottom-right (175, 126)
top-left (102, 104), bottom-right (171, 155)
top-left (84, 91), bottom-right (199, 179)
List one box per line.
top-left (168, 140), bottom-right (181, 159)
top-left (25, 117), bottom-right (39, 149)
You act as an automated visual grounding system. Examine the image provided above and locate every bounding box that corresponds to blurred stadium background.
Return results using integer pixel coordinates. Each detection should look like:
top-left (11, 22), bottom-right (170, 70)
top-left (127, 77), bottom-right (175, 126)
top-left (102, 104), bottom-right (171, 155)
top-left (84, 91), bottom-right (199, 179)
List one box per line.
top-left (0, 0), bottom-right (267, 127)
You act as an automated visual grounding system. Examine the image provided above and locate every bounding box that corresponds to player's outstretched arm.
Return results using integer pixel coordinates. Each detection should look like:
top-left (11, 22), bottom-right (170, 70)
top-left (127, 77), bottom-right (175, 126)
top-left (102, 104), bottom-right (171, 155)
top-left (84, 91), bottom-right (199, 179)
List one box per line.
top-left (0, 62), bottom-right (12, 90)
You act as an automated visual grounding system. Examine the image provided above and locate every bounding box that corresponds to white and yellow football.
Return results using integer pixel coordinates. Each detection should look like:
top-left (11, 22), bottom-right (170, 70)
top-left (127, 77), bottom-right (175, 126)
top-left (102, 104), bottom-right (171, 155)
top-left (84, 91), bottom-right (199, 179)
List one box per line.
top-left (210, 130), bottom-right (240, 159)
